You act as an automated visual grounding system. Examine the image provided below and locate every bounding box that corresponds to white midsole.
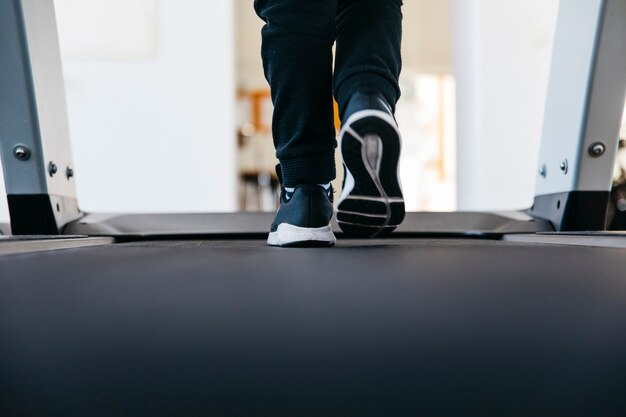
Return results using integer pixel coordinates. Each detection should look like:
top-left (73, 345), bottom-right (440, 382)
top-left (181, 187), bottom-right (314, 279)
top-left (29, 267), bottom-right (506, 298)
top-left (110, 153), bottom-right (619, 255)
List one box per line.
top-left (267, 223), bottom-right (336, 246)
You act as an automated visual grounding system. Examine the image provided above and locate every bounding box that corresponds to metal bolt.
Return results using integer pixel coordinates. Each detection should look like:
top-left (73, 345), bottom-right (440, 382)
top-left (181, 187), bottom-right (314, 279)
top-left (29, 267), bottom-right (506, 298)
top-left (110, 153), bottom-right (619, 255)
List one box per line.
top-left (539, 164), bottom-right (547, 178)
top-left (66, 167), bottom-right (74, 179)
top-left (48, 162), bottom-right (58, 177)
top-left (559, 159), bottom-right (568, 174)
top-left (13, 145), bottom-right (31, 161)
top-left (589, 142), bottom-right (606, 157)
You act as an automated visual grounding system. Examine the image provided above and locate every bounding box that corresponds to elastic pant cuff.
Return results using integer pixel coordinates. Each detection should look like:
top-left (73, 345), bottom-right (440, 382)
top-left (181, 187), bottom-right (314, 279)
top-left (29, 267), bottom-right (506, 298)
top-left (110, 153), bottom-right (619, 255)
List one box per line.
top-left (279, 150), bottom-right (336, 187)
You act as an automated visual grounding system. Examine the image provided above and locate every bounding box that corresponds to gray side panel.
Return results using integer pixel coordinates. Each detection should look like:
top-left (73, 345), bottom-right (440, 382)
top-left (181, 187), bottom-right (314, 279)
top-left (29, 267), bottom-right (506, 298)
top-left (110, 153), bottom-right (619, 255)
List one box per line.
top-left (577, 0), bottom-right (626, 190)
top-left (20, 0), bottom-right (76, 197)
top-left (0, 0), bottom-right (48, 194)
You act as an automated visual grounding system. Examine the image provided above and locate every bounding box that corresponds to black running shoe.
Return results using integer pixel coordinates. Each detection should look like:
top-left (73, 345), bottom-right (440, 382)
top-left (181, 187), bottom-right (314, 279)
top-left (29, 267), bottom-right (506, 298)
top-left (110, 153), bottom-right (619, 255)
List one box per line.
top-left (337, 92), bottom-right (405, 237)
top-left (268, 183), bottom-right (336, 247)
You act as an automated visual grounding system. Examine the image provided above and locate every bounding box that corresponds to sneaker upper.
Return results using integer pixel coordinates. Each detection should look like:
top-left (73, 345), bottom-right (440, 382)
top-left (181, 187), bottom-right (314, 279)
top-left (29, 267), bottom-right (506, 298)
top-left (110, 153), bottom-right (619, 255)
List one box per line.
top-left (339, 92), bottom-right (398, 195)
top-left (270, 184), bottom-right (334, 232)
top-left (341, 92), bottom-right (394, 123)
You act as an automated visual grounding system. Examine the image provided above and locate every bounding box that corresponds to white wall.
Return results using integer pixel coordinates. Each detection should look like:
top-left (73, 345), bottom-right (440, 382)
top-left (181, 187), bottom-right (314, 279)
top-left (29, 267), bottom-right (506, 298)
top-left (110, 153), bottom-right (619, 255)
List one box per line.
top-left (402, 0), bottom-right (452, 73)
top-left (236, 0), bottom-right (265, 91)
top-left (0, 0), bottom-right (237, 223)
top-left (454, 0), bottom-right (560, 211)
top-left (63, 0), bottom-right (237, 213)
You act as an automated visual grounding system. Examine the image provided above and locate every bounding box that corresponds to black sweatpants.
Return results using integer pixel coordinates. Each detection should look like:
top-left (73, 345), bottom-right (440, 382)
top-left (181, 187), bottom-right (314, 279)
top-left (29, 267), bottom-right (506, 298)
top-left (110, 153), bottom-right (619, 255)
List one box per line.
top-left (254, 0), bottom-right (403, 187)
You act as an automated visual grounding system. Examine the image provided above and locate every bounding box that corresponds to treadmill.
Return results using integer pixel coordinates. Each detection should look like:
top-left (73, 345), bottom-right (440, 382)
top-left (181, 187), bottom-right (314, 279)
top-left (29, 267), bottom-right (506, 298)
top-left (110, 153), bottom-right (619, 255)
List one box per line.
top-left (1, 0), bottom-right (625, 415)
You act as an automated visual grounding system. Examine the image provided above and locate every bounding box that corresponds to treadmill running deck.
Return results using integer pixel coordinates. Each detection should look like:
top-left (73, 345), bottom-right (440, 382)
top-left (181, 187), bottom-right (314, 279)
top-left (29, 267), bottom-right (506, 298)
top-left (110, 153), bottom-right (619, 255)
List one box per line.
top-left (0, 238), bottom-right (625, 416)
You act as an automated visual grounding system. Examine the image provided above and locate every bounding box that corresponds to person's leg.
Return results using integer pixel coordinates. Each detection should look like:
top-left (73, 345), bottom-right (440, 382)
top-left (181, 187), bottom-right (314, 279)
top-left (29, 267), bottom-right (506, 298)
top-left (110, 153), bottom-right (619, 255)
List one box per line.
top-left (334, 0), bottom-right (403, 119)
top-left (333, 0), bottom-right (405, 237)
top-left (254, 0), bottom-right (337, 188)
top-left (254, 0), bottom-right (337, 247)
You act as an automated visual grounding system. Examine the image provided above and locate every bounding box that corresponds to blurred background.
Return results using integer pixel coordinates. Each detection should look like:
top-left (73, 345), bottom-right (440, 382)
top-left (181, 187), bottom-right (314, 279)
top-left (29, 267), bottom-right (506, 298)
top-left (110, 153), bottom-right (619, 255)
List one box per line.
top-left (3, 0), bottom-right (625, 220)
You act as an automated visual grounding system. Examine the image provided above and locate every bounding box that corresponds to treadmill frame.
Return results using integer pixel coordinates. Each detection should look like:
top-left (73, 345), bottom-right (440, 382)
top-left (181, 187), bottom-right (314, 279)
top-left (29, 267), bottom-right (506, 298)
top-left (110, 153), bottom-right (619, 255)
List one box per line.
top-left (529, 0), bottom-right (626, 231)
top-left (0, 0), bottom-right (625, 236)
top-left (0, 0), bottom-right (81, 234)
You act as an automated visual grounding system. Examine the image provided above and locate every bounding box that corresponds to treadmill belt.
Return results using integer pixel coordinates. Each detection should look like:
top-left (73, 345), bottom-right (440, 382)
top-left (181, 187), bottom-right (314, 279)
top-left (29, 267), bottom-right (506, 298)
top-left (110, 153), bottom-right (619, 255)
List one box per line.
top-left (0, 238), bottom-right (625, 416)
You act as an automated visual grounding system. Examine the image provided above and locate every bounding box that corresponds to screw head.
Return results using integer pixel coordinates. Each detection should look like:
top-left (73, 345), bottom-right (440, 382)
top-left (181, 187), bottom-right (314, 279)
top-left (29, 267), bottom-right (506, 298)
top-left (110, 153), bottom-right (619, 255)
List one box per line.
top-left (13, 145), bottom-right (31, 161)
top-left (539, 164), bottom-right (547, 178)
top-left (66, 167), bottom-right (74, 179)
top-left (589, 142), bottom-right (606, 157)
top-left (560, 159), bottom-right (568, 174)
top-left (48, 162), bottom-right (58, 177)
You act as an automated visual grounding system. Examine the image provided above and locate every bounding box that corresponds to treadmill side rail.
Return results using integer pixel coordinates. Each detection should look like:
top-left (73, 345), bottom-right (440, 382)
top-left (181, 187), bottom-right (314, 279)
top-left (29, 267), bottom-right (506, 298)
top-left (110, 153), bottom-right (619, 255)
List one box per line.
top-left (0, 0), bottom-right (81, 235)
top-left (63, 211), bottom-right (553, 239)
top-left (531, 0), bottom-right (626, 231)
